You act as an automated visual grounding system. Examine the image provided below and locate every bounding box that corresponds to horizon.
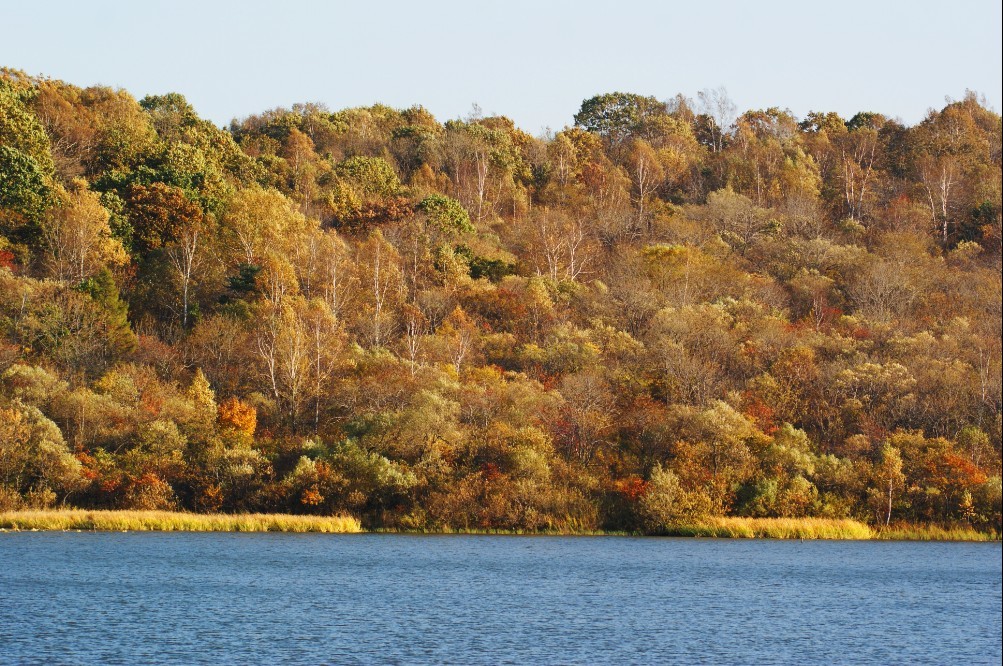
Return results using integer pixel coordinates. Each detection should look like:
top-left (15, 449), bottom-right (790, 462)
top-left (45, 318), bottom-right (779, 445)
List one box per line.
top-left (3, 0), bottom-right (1000, 134)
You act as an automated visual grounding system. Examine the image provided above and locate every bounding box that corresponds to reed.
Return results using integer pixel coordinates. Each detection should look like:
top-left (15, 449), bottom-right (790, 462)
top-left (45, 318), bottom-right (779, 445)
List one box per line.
top-left (2, 511), bottom-right (996, 540)
top-left (874, 523), bottom-right (999, 542)
top-left (0, 510), bottom-right (362, 533)
top-left (656, 517), bottom-right (875, 540)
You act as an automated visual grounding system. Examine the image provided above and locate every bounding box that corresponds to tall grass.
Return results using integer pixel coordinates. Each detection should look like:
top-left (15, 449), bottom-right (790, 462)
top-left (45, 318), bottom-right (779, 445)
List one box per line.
top-left (0, 510), bottom-right (362, 533)
top-left (656, 517), bottom-right (999, 540)
top-left (874, 523), bottom-right (999, 542)
top-left (2, 511), bottom-right (996, 540)
top-left (656, 517), bottom-right (875, 540)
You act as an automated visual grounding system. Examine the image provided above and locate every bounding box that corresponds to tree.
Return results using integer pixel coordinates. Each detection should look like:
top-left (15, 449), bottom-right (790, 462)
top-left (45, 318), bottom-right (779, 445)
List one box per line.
top-left (574, 92), bottom-right (669, 146)
top-left (165, 207), bottom-right (205, 330)
top-left (416, 194), bottom-right (474, 234)
top-left (41, 179), bottom-right (127, 282)
top-left (696, 87), bottom-right (737, 154)
top-left (280, 128), bottom-right (320, 214)
top-left (401, 303), bottom-right (427, 378)
top-left (912, 94), bottom-right (1000, 246)
top-left (1, 78), bottom-right (54, 235)
top-left (637, 464), bottom-right (711, 531)
top-left (837, 113), bottom-right (884, 220)
top-left (625, 139), bottom-right (665, 228)
top-left (218, 396), bottom-right (257, 437)
top-left (221, 186), bottom-right (305, 266)
top-left (442, 120), bottom-right (517, 221)
top-left (355, 231), bottom-right (404, 347)
top-left (123, 183), bottom-right (208, 328)
top-left (873, 443), bottom-right (905, 525)
top-left (0, 145), bottom-right (50, 231)
top-left (0, 401), bottom-right (83, 508)
top-left (695, 188), bottom-right (776, 251)
top-left (78, 267), bottom-right (137, 359)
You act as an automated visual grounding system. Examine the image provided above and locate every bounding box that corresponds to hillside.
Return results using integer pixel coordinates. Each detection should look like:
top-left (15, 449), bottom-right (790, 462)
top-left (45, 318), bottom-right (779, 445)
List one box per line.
top-left (1, 70), bottom-right (1000, 532)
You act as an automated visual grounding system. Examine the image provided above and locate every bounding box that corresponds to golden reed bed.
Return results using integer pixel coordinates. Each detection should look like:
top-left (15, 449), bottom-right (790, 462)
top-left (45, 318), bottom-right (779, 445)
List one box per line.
top-left (0, 509), bottom-right (362, 533)
top-left (0, 511), bottom-right (996, 540)
top-left (654, 516), bottom-right (994, 541)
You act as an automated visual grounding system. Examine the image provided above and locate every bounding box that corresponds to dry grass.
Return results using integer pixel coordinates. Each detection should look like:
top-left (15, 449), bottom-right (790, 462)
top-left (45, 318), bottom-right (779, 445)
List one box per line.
top-left (656, 517), bottom-right (875, 540)
top-left (2, 511), bottom-right (996, 540)
top-left (658, 517), bottom-right (999, 541)
top-left (874, 523), bottom-right (999, 542)
top-left (0, 509), bottom-right (362, 533)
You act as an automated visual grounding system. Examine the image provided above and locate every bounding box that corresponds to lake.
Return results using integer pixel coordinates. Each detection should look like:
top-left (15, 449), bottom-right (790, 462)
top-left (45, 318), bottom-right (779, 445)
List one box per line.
top-left (1, 533), bottom-right (1000, 665)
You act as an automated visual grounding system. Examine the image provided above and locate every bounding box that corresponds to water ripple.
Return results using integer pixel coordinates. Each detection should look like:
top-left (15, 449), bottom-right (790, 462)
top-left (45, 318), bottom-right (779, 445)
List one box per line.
top-left (1, 534), bottom-right (1000, 665)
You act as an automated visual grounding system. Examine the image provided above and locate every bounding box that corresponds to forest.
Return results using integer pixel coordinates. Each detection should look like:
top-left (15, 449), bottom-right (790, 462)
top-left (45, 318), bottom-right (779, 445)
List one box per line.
top-left (1, 68), bottom-right (1000, 533)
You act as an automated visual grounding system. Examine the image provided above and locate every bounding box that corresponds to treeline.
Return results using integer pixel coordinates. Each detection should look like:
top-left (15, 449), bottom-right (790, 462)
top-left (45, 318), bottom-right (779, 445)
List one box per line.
top-left (1, 70), bottom-right (1000, 532)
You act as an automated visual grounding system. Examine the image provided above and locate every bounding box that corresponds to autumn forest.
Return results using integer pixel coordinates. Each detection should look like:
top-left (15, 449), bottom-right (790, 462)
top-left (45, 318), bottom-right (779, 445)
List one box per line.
top-left (1, 69), bottom-right (1000, 533)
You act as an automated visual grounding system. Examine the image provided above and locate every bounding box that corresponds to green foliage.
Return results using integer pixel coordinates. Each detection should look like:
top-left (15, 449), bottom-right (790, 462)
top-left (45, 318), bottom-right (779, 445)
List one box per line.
top-left (335, 155), bottom-right (401, 198)
top-left (0, 400), bottom-right (83, 508)
top-left (454, 244), bottom-right (516, 281)
top-left (1, 80), bottom-right (53, 230)
top-left (418, 194), bottom-right (474, 234)
top-left (78, 268), bottom-right (137, 357)
top-left (637, 464), bottom-right (712, 531)
top-left (0, 79), bottom-right (54, 174)
top-left (0, 145), bottom-right (50, 225)
top-left (574, 92), bottom-right (669, 144)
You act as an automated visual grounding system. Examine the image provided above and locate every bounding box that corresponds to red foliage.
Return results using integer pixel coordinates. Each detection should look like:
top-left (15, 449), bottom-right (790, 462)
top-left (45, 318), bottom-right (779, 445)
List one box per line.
top-left (337, 196), bottom-right (415, 233)
top-left (480, 462), bottom-right (503, 483)
top-left (616, 476), bottom-right (649, 502)
top-left (75, 451), bottom-right (100, 480)
top-left (741, 392), bottom-right (778, 435)
top-left (139, 391), bottom-right (163, 417)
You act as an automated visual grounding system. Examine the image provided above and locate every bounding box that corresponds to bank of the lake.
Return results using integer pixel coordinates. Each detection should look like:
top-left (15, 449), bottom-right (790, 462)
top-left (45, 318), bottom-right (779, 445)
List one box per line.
top-left (1, 510), bottom-right (998, 540)
top-left (0, 509), bottom-right (362, 533)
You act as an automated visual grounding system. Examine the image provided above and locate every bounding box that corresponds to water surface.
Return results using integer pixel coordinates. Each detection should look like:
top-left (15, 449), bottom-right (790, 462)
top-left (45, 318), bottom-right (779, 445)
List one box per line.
top-left (1, 533), bottom-right (1000, 664)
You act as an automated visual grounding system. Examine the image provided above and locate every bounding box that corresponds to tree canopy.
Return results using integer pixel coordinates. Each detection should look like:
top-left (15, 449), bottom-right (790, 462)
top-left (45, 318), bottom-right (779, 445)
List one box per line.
top-left (1, 70), bottom-right (1000, 534)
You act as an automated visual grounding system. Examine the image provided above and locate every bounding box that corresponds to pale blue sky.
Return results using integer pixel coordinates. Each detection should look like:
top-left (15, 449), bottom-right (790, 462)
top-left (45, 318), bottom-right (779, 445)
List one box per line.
top-left (3, 0), bottom-right (1001, 134)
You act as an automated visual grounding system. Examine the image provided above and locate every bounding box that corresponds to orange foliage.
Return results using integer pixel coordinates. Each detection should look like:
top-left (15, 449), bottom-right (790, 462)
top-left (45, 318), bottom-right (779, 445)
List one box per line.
top-left (938, 453), bottom-right (988, 489)
top-left (300, 486), bottom-right (324, 506)
top-left (218, 397), bottom-right (257, 436)
top-left (201, 484), bottom-right (224, 512)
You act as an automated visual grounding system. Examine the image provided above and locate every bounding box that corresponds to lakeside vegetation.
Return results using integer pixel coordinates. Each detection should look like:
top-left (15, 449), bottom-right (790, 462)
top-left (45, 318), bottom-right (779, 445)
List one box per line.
top-left (2, 510), bottom-right (997, 540)
top-left (655, 516), bottom-right (874, 539)
top-left (1, 68), bottom-right (1000, 537)
top-left (0, 509), bottom-right (361, 532)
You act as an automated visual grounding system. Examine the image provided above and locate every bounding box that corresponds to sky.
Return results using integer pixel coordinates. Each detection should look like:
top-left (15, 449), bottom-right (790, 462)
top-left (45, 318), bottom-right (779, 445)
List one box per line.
top-left (3, 0), bottom-right (1001, 134)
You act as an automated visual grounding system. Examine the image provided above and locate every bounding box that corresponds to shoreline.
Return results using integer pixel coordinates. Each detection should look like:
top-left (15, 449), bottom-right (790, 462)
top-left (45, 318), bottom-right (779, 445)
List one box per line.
top-left (1, 510), bottom-right (998, 541)
top-left (0, 509), bottom-right (362, 534)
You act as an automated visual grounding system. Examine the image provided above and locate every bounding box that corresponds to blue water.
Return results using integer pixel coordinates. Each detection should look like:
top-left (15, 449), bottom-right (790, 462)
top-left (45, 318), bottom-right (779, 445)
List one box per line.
top-left (0, 534), bottom-right (999, 665)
